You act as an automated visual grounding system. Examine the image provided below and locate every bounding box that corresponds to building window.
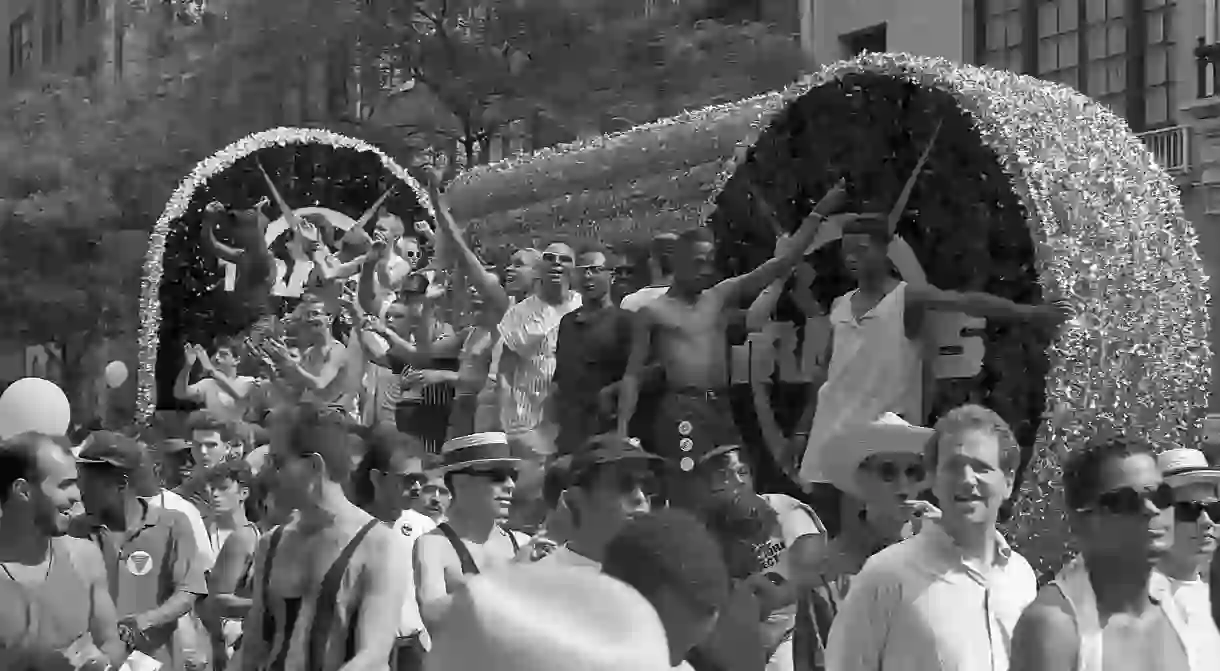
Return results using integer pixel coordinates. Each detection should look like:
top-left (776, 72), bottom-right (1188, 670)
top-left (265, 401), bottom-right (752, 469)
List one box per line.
top-left (43, 0), bottom-right (65, 64)
top-left (1037, 0), bottom-right (1081, 90)
top-left (9, 13), bottom-right (34, 76)
top-left (1142, 1), bottom-right (1175, 129)
top-left (77, 0), bottom-right (100, 27)
top-left (841, 23), bottom-right (886, 58)
top-left (982, 0), bottom-right (1024, 75)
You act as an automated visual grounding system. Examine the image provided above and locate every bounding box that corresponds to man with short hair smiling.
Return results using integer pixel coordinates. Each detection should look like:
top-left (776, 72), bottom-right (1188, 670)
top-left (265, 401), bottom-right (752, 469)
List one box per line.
top-left (0, 433), bottom-right (126, 670)
top-left (414, 432), bottom-right (530, 630)
top-left (825, 404), bottom-right (1036, 671)
top-left (553, 247), bottom-right (634, 455)
top-left (1011, 435), bottom-right (1188, 671)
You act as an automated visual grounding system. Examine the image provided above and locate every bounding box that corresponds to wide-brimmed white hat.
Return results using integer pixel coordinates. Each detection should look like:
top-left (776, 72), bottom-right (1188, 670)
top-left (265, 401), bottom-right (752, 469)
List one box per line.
top-left (426, 564), bottom-right (671, 671)
top-left (1158, 448), bottom-right (1220, 488)
top-left (436, 432), bottom-right (521, 473)
top-left (821, 413), bottom-right (934, 499)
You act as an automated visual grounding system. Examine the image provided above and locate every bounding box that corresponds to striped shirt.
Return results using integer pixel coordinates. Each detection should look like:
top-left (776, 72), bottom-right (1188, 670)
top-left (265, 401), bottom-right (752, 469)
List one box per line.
top-left (497, 293), bottom-right (581, 433)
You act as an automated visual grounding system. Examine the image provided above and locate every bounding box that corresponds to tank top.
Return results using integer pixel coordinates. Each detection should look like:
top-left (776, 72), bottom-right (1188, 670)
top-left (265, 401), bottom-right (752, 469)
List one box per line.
top-left (1053, 556), bottom-right (1193, 671)
top-left (800, 282), bottom-right (923, 483)
top-left (256, 520), bottom-right (379, 671)
top-left (0, 537), bottom-right (92, 654)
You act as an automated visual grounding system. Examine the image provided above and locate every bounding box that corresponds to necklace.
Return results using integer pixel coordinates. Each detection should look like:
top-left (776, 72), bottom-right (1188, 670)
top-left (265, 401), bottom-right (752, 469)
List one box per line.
top-left (0, 545), bottom-right (55, 583)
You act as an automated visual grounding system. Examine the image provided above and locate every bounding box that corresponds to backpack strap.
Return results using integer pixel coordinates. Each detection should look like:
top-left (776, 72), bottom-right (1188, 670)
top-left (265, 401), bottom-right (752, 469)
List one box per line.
top-left (308, 519), bottom-right (379, 671)
top-left (260, 526), bottom-right (286, 648)
top-left (436, 523), bottom-right (480, 575)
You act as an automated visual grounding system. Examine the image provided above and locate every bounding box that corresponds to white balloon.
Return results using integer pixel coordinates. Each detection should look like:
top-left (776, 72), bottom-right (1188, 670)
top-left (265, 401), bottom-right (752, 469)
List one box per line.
top-left (0, 377), bottom-right (71, 439)
top-left (104, 361), bottom-right (129, 389)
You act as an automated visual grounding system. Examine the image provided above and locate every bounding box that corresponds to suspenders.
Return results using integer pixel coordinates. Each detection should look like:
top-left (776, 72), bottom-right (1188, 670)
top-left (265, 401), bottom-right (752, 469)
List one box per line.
top-left (435, 523), bottom-right (521, 575)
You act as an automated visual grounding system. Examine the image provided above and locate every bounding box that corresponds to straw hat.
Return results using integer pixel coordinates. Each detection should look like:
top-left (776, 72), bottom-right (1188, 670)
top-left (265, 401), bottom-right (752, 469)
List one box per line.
top-left (436, 432), bottom-right (521, 473)
top-left (820, 413), bottom-right (933, 500)
top-left (426, 564), bottom-right (671, 671)
top-left (1158, 448), bottom-right (1220, 488)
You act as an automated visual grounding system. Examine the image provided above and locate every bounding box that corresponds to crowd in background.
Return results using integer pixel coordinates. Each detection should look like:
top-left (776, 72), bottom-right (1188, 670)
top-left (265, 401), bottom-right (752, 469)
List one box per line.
top-left (1, 172), bottom-right (1218, 671)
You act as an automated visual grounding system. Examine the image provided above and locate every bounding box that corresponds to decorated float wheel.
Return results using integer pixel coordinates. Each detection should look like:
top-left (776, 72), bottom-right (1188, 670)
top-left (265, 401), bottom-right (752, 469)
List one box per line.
top-left (143, 128), bottom-right (432, 413)
top-left (705, 53), bottom-right (1209, 573)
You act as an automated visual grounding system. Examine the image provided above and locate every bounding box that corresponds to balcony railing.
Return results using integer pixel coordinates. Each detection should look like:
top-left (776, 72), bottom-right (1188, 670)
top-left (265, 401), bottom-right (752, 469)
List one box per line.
top-left (1137, 125), bottom-right (1191, 174)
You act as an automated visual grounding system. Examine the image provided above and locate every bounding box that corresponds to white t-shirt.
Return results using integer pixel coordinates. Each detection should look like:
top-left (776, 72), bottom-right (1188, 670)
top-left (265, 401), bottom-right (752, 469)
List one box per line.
top-left (1164, 573), bottom-right (1220, 663)
top-left (759, 493), bottom-right (823, 581)
top-left (146, 488), bottom-right (215, 569)
top-left (186, 376), bottom-right (255, 424)
top-left (619, 285), bottom-right (669, 312)
top-left (392, 509), bottom-right (438, 643)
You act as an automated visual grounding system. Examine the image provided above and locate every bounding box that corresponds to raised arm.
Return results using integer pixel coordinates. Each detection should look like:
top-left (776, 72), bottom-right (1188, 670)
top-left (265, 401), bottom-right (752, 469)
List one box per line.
top-left (174, 345), bottom-right (201, 401)
top-left (716, 179), bottom-right (848, 302)
top-left (428, 180), bottom-right (510, 317)
top-left (201, 202), bottom-right (244, 264)
top-left (616, 308), bottom-right (654, 436)
top-left (906, 285), bottom-right (1070, 325)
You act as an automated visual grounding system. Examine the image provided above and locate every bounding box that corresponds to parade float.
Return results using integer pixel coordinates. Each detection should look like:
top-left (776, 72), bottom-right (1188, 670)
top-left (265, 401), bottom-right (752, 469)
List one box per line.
top-left (444, 94), bottom-right (785, 252)
top-left (704, 52), bottom-right (1211, 573)
top-left (137, 128), bottom-right (432, 418)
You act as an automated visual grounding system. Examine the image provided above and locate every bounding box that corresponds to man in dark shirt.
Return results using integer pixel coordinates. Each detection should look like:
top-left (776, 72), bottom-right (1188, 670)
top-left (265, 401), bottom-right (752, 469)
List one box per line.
top-left (553, 248), bottom-right (634, 455)
top-left (71, 432), bottom-right (208, 670)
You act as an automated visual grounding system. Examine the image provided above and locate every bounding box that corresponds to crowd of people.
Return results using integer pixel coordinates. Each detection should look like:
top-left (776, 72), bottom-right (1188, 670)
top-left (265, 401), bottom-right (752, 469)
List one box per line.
top-left (1, 168), bottom-right (1218, 671)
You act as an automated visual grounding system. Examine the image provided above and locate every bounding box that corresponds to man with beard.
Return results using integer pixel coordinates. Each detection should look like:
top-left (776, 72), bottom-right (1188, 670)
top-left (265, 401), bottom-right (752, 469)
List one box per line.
top-left (414, 433), bottom-right (530, 630)
top-left (0, 433), bottom-right (125, 670)
top-left (616, 182), bottom-right (847, 505)
top-left (537, 434), bottom-right (659, 569)
top-left (553, 248), bottom-right (634, 455)
top-left (1155, 448), bottom-right (1220, 662)
top-left (232, 403), bottom-right (406, 671)
top-left (73, 432), bottom-right (209, 670)
top-left (1011, 435), bottom-right (1188, 671)
top-left (826, 404), bottom-right (1036, 671)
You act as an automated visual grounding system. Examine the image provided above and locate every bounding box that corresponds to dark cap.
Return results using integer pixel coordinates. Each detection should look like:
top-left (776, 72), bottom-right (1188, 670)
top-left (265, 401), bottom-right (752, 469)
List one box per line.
top-left (570, 434), bottom-right (661, 482)
top-left (76, 431), bottom-right (161, 497)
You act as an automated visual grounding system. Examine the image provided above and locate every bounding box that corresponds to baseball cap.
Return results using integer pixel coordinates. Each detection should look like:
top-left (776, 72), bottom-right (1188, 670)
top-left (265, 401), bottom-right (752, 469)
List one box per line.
top-left (76, 431), bottom-right (162, 497)
top-left (570, 434), bottom-right (661, 482)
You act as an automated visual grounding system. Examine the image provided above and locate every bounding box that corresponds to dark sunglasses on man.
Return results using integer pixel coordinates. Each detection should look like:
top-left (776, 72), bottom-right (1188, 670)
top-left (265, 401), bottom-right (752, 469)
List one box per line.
top-left (542, 252), bottom-right (574, 265)
top-left (1174, 499), bottom-right (1220, 523)
top-left (1079, 483), bottom-right (1175, 515)
top-left (454, 466), bottom-right (519, 483)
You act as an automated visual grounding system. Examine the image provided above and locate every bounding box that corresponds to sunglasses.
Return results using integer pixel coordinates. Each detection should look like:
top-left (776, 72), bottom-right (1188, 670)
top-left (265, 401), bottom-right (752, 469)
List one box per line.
top-left (1084, 483), bottom-right (1175, 515)
top-left (456, 466), bottom-right (518, 483)
top-left (861, 460), bottom-right (926, 483)
top-left (542, 252), bottom-right (574, 264)
top-left (1173, 500), bottom-right (1220, 523)
top-left (576, 264), bottom-right (609, 274)
top-left (404, 250), bottom-right (421, 259)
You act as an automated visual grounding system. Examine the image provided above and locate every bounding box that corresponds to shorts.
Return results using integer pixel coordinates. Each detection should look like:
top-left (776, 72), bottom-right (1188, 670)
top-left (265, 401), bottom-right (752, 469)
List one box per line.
top-left (652, 388), bottom-right (743, 467)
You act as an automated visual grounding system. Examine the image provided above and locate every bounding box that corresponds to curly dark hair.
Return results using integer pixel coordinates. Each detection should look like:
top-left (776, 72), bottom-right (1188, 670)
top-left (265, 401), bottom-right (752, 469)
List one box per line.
top-left (1062, 434), bottom-right (1157, 512)
top-left (602, 509), bottom-right (730, 613)
top-left (699, 492), bottom-right (779, 580)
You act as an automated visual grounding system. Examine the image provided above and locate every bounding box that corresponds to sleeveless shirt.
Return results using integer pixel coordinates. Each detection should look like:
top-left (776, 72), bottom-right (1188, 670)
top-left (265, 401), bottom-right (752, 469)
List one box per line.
top-left (1053, 556), bottom-right (1193, 671)
top-left (0, 537), bottom-right (92, 656)
top-left (800, 282), bottom-right (922, 483)
top-left (255, 520), bottom-right (379, 671)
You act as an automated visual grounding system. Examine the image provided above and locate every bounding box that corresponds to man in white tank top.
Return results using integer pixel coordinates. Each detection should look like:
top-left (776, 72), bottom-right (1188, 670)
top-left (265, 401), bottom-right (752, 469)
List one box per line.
top-left (1010, 436), bottom-right (1193, 671)
top-left (798, 214), bottom-right (1069, 484)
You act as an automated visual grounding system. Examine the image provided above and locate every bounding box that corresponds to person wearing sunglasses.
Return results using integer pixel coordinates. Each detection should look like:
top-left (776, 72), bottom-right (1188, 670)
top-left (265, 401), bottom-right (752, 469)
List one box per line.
top-left (553, 248), bottom-right (635, 456)
top-left (537, 434), bottom-right (661, 570)
top-left (1011, 435), bottom-right (1190, 671)
top-left (233, 403), bottom-right (407, 671)
top-left (1155, 448), bottom-right (1220, 662)
top-left (828, 405), bottom-right (1035, 671)
top-left (414, 432), bottom-right (531, 632)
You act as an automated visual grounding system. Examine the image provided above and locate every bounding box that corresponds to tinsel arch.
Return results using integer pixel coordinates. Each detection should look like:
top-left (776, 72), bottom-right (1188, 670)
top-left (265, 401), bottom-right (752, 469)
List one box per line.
top-left (137, 127), bottom-right (432, 423)
top-left (705, 52), bottom-right (1210, 574)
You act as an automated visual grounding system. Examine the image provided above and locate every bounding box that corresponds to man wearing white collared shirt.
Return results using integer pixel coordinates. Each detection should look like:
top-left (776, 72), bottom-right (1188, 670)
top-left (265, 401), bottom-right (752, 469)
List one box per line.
top-left (825, 404), bottom-right (1037, 671)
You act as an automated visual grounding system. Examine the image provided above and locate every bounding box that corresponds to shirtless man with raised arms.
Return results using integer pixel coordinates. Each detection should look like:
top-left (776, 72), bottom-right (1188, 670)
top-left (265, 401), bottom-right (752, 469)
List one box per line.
top-left (616, 180), bottom-right (849, 505)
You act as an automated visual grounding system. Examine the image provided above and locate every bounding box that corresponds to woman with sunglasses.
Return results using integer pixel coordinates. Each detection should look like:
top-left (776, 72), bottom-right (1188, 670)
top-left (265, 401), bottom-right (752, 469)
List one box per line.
top-left (1155, 449), bottom-right (1220, 662)
top-left (1012, 436), bottom-right (1190, 671)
